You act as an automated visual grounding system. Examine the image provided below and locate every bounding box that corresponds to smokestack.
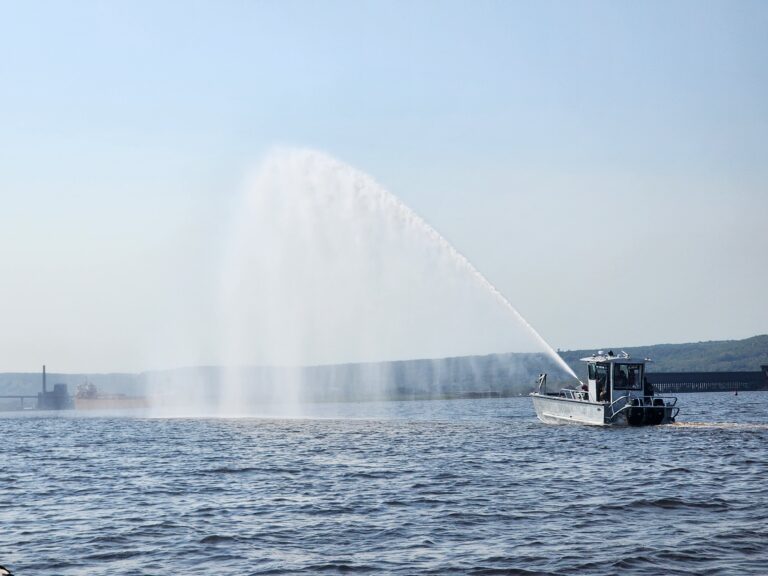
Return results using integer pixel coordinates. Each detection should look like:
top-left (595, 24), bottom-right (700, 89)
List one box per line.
top-left (43, 365), bottom-right (47, 394)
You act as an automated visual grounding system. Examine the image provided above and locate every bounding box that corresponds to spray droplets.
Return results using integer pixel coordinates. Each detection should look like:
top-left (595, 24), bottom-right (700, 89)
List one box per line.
top-left (205, 148), bottom-right (577, 413)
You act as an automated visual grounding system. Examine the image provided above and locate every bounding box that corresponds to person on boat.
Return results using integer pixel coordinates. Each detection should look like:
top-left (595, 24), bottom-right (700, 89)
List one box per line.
top-left (643, 377), bottom-right (654, 398)
top-left (596, 372), bottom-right (608, 402)
top-left (614, 366), bottom-right (628, 388)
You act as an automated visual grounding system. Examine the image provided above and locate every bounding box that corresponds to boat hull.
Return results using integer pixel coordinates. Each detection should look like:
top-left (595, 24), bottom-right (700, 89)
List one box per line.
top-left (530, 393), bottom-right (607, 426)
top-left (530, 393), bottom-right (678, 426)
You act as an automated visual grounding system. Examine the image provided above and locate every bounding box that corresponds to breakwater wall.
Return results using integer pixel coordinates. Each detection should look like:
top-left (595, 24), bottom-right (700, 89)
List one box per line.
top-left (647, 366), bottom-right (768, 393)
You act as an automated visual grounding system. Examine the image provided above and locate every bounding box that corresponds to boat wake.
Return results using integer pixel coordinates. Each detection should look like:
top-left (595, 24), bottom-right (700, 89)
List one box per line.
top-left (669, 421), bottom-right (768, 430)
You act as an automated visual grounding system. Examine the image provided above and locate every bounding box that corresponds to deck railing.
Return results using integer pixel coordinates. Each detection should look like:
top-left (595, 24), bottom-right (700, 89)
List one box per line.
top-left (608, 394), bottom-right (679, 419)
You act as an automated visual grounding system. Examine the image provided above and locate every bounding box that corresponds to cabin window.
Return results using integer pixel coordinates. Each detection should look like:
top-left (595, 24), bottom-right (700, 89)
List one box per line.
top-left (595, 364), bottom-right (608, 384)
top-left (613, 364), bottom-right (643, 390)
top-left (588, 364), bottom-right (596, 380)
top-left (595, 364), bottom-right (610, 401)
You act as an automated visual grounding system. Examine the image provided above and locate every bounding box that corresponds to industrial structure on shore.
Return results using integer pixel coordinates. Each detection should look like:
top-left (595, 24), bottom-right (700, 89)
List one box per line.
top-left (38, 365), bottom-right (73, 409)
top-left (0, 366), bottom-right (73, 410)
top-left (0, 366), bottom-right (146, 411)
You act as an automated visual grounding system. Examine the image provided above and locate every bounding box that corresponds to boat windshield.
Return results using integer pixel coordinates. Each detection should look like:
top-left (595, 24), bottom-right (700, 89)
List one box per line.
top-left (613, 363), bottom-right (643, 390)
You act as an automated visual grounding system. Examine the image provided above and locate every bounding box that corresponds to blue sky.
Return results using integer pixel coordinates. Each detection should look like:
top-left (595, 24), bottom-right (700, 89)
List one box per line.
top-left (1, 1), bottom-right (766, 371)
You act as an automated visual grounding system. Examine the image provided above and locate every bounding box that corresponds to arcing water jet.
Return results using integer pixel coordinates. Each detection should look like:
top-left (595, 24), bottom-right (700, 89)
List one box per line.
top-left (214, 148), bottom-right (576, 413)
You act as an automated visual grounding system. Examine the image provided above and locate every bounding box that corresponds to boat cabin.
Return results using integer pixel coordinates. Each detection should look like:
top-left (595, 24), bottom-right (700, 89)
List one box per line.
top-left (580, 350), bottom-right (652, 404)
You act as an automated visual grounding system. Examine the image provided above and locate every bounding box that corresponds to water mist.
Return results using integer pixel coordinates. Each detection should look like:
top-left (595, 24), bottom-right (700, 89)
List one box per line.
top-left (204, 148), bottom-right (575, 415)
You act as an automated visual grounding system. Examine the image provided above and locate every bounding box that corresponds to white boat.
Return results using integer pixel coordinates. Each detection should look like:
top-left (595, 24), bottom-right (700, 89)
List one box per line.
top-left (530, 351), bottom-right (679, 426)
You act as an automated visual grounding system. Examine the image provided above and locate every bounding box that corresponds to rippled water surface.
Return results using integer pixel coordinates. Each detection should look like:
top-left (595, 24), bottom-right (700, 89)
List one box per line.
top-left (1, 392), bottom-right (767, 575)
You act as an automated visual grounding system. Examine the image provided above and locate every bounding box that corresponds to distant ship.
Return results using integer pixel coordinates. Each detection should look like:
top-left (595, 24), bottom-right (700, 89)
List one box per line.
top-left (75, 381), bottom-right (148, 410)
top-left (530, 351), bottom-right (680, 426)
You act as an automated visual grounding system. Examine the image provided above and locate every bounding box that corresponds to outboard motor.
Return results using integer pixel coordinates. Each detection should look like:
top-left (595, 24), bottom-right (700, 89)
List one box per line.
top-left (645, 398), bottom-right (666, 425)
top-left (626, 398), bottom-right (646, 426)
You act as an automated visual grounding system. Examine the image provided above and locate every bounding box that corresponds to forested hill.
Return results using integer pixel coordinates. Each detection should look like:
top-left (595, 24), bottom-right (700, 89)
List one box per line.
top-left (558, 334), bottom-right (768, 374)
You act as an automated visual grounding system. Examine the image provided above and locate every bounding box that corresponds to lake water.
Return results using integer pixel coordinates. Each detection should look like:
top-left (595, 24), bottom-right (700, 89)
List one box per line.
top-left (1, 392), bottom-right (767, 575)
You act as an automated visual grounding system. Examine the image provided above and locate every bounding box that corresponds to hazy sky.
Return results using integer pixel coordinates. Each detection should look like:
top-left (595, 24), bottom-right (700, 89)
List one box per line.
top-left (1, 1), bottom-right (766, 372)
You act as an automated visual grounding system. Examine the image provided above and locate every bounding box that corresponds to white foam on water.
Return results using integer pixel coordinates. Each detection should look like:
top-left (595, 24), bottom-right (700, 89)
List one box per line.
top-left (670, 422), bottom-right (768, 430)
